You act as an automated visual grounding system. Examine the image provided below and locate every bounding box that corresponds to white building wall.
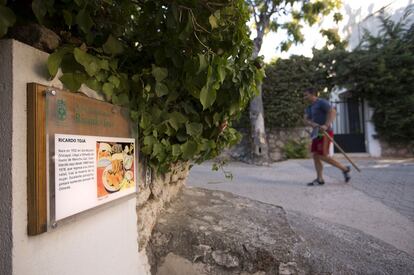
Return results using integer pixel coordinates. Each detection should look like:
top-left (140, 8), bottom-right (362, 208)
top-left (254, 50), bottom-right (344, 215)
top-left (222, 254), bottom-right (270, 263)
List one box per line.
top-left (340, 0), bottom-right (414, 50)
top-left (331, 0), bottom-right (412, 156)
top-left (364, 101), bottom-right (382, 157)
top-left (0, 39), bottom-right (150, 275)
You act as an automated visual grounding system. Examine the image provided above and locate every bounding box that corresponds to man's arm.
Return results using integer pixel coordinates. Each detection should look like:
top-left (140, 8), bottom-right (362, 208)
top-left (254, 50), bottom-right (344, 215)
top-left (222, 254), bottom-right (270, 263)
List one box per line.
top-left (321, 107), bottom-right (336, 131)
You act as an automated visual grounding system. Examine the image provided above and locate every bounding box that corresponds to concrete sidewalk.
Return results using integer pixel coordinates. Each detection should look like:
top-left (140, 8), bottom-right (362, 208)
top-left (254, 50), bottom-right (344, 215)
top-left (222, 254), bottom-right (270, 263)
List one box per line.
top-left (187, 157), bottom-right (414, 257)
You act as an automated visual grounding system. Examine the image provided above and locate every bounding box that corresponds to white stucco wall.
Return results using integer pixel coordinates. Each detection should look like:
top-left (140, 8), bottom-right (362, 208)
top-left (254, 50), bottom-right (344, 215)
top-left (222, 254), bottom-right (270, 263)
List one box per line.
top-left (0, 39), bottom-right (150, 275)
top-left (364, 101), bottom-right (382, 157)
top-left (340, 0), bottom-right (413, 50)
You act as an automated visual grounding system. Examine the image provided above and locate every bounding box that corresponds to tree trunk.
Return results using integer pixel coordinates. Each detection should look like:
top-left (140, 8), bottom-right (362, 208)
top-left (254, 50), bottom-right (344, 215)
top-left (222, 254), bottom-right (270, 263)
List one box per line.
top-left (249, 36), bottom-right (269, 164)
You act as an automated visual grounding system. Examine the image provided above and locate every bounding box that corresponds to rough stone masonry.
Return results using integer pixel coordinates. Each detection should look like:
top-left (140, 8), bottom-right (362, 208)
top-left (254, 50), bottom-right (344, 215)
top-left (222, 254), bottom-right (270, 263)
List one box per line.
top-left (147, 187), bottom-right (306, 275)
top-left (146, 186), bottom-right (414, 275)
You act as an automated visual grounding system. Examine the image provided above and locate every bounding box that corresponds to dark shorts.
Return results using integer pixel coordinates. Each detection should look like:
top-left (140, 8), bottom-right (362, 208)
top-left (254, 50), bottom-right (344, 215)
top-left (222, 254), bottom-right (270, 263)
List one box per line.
top-left (311, 130), bottom-right (333, 156)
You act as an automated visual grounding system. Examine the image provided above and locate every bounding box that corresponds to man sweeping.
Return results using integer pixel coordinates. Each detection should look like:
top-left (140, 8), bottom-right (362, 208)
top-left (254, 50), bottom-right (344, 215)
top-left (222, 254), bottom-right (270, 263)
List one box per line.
top-left (303, 87), bottom-right (351, 186)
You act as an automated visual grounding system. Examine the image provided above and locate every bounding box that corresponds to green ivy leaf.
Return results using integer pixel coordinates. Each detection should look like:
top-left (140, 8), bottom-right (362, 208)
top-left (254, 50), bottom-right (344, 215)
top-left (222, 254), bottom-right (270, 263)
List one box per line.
top-left (85, 78), bottom-right (101, 91)
top-left (140, 113), bottom-right (151, 129)
top-left (186, 122), bottom-right (203, 137)
top-left (62, 10), bottom-right (73, 27)
top-left (143, 136), bottom-right (156, 152)
top-left (102, 35), bottom-right (124, 55)
top-left (108, 75), bottom-right (120, 88)
top-left (99, 59), bottom-right (110, 71)
top-left (181, 140), bottom-right (198, 160)
top-left (109, 59), bottom-right (118, 70)
top-left (200, 86), bottom-right (217, 110)
top-left (60, 73), bottom-right (85, 91)
top-left (217, 66), bottom-right (226, 83)
top-left (48, 47), bottom-right (71, 77)
top-left (74, 48), bottom-right (100, 76)
top-left (152, 65), bottom-right (168, 82)
top-left (95, 71), bottom-right (108, 82)
top-left (155, 82), bottom-right (169, 97)
top-left (76, 8), bottom-right (94, 33)
top-left (172, 144), bottom-right (181, 156)
top-left (117, 93), bottom-right (129, 106)
top-left (31, 0), bottom-right (50, 23)
top-left (165, 125), bottom-right (174, 136)
top-left (197, 54), bottom-right (208, 74)
top-left (113, 94), bottom-right (130, 106)
top-left (161, 138), bottom-right (170, 147)
top-left (102, 82), bottom-right (115, 100)
top-left (153, 143), bottom-right (166, 162)
top-left (213, 113), bottom-right (221, 125)
top-left (169, 111), bottom-right (188, 130)
top-left (86, 62), bottom-right (99, 76)
top-left (198, 139), bottom-right (216, 151)
top-left (111, 94), bottom-right (119, 105)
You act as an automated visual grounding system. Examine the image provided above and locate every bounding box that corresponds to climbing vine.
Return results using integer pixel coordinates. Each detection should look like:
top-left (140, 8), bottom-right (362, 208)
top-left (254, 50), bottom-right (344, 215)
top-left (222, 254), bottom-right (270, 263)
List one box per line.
top-left (1, 0), bottom-right (263, 172)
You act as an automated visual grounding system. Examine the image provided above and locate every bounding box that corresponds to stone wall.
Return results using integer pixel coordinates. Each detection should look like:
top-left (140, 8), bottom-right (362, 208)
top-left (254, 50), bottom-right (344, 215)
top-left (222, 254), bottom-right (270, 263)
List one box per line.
top-left (379, 140), bottom-right (414, 158)
top-left (227, 128), bottom-right (414, 160)
top-left (137, 161), bottom-right (190, 251)
top-left (222, 127), bottom-right (310, 162)
top-left (267, 127), bottom-right (310, 161)
top-left (147, 188), bottom-right (305, 275)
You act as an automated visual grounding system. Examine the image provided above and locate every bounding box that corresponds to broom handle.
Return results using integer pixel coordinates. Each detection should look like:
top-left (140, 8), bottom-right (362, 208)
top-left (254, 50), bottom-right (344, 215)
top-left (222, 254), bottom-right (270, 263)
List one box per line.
top-left (321, 129), bottom-right (361, 173)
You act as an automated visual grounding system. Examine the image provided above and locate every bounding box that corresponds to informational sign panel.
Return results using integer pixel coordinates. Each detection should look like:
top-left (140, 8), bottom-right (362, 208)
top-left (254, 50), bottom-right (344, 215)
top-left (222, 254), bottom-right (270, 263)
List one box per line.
top-left (27, 83), bottom-right (139, 234)
top-left (42, 85), bottom-right (138, 223)
top-left (46, 89), bottom-right (137, 221)
top-left (54, 134), bottom-right (136, 220)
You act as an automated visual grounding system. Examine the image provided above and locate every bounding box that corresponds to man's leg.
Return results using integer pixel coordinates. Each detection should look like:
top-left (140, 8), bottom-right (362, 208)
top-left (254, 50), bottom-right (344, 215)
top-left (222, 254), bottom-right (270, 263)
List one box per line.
top-left (319, 134), bottom-right (348, 172)
top-left (313, 153), bottom-right (324, 181)
top-left (319, 155), bottom-right (347, 172)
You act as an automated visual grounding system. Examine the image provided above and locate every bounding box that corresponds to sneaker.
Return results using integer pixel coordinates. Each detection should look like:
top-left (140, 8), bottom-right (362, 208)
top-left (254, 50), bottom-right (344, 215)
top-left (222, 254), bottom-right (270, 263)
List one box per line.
top-left (307, 179), bottom-right (325, 186)
top-left (343, 166), bottom-right (351, 182)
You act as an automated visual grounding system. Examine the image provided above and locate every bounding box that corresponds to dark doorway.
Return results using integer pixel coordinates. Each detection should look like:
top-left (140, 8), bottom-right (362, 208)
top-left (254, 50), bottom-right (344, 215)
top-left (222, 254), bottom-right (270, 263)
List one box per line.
top-left (332, 97), bottom-right (366, 153)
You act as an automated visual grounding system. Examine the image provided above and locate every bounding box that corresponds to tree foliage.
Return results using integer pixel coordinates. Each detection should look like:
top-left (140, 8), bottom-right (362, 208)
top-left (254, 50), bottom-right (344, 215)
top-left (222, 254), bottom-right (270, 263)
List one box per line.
top-left (283, 138), bottom-right (308, 159)
top-left (314, 6), bottom-right (414, 145)
top-left (247, 0), bottom-right (342, 53)
top-left (2, 0), bottom-right (264, 172)
top-left (261, 55), bottom-right (333, 128)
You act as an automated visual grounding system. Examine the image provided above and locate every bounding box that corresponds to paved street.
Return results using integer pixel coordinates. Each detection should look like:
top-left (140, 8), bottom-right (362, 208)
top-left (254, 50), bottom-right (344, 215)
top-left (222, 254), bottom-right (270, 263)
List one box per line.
top-left (187, 157), bottom-right (414, 257)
